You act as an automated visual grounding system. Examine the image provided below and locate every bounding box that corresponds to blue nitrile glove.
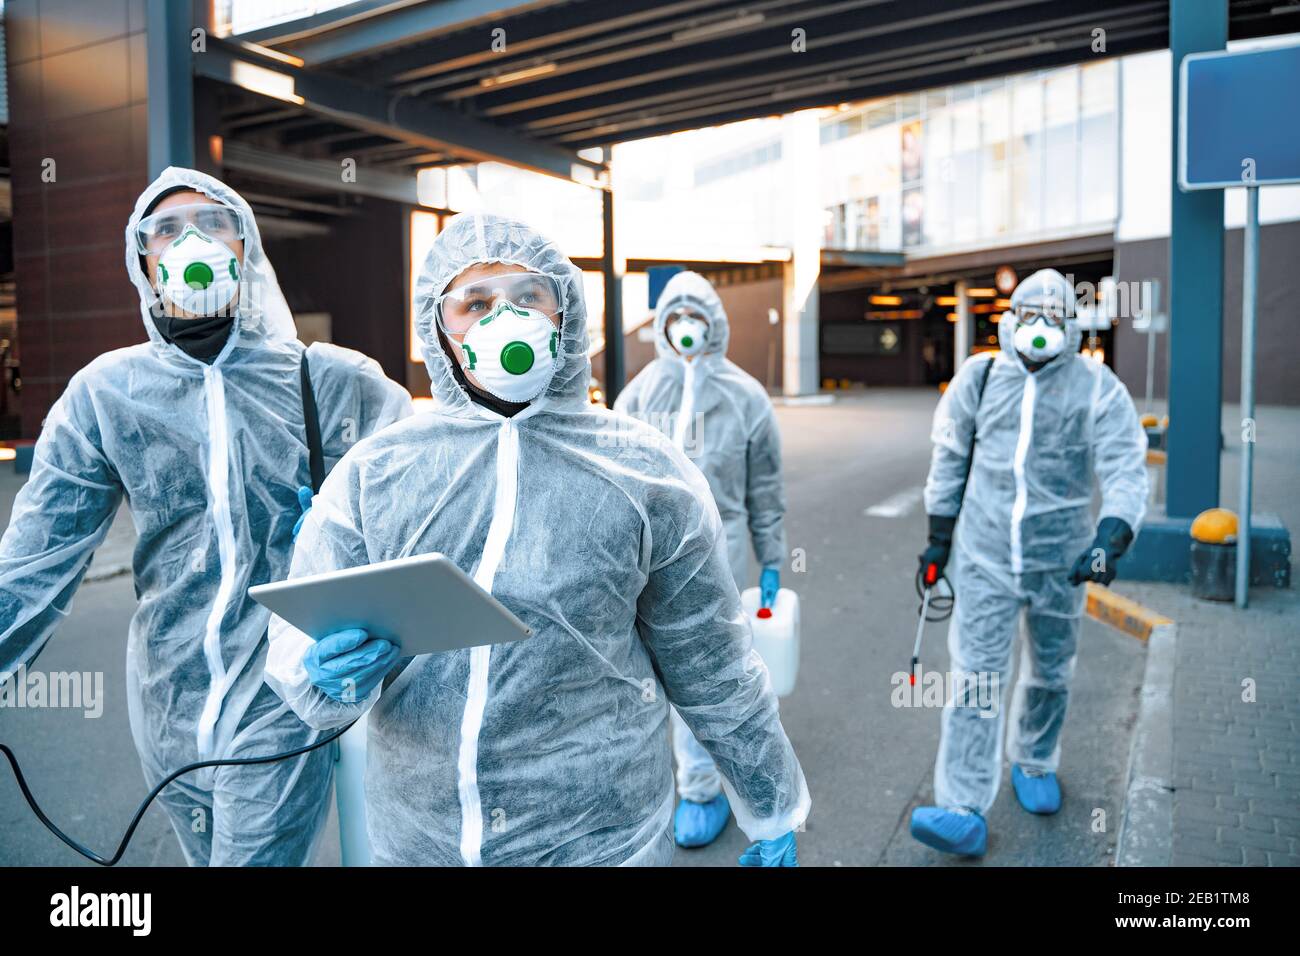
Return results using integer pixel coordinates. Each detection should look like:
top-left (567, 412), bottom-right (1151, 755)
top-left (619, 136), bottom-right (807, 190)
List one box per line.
top-left (759, 566), bottom-right (780, 609)
top-left (292, 485), bottom-right (314, 539)
top-left (738, 830), bottom-right (797, 867)
top-left (304, 628), bottom-right (400, 703)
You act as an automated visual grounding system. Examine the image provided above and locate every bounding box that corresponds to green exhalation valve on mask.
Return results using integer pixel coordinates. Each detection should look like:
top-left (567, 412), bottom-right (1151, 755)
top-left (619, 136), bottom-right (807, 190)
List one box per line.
top-left (184, 261), bottom-right (215, 290)
top-left (500, 341), bottom-right (535, 375)
top-left (680, 335), bottom-right (694, 348)
top-left (156, 226), bottom-right (241, 319)
top-left (459, 299), bottom-right (559, 403)
top-left (1033, 335), bottom-right (1046, 349)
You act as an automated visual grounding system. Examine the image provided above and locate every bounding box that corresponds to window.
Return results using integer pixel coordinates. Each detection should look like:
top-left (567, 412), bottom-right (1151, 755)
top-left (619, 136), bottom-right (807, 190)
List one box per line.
top-left (694, 139), bottom-right (783, 187)
top-left (816, 60), bottom-right (1118, 252)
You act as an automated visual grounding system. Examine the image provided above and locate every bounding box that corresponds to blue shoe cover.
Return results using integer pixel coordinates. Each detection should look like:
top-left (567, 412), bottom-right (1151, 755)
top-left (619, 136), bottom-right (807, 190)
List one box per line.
top-left (674, 794), bottom-right (731, 848)
top-left (1012, 765), bottom-right (1062, 815)
top-left (909, 806), bottom-right (988, 857)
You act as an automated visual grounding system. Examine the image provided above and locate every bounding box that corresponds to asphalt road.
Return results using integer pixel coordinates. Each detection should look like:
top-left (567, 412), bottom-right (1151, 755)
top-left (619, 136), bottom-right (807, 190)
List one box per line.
top-left (0, 388), bottom-right (1145, 866)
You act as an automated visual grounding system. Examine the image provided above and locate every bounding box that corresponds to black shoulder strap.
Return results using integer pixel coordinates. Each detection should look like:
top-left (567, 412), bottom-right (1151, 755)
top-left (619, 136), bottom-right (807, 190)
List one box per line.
top-left (973, 352), bottom-right (994, 424)
top-left (956, 354), bottom-right (996, 512)
top-left (300, 352), bottom-right (325, 494)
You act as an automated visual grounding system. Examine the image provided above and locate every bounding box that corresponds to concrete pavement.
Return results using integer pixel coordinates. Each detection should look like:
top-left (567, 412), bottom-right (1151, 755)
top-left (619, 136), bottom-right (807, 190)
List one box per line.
top-left (1113, 401), bottom-right (1300, 866)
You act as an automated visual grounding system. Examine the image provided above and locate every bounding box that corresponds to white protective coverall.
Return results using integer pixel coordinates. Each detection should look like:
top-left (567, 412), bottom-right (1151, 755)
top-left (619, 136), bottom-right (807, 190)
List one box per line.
top-left (265, 213), bottom-right (810, 865)
top-left (615, 271), bottom-right (787, 803)
top-left (0, 167), bottom-right (411, 864)
top-left (923, 302), bottom-right (1147, 813)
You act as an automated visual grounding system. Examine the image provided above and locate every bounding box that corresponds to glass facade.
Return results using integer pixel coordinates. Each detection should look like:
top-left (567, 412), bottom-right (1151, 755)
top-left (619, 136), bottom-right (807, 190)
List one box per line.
top-left (821, 62), bottom-right (1119, 253)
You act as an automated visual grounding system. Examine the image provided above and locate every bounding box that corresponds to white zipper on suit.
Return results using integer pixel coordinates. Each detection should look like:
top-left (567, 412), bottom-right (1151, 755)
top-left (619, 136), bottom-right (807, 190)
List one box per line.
top-left (671, 359), bottom-right (696, 450)
top-left (457, 418), bottom-right (520, 866)
top-left (195, 366), bottom-right (240, 757)
top-left (1009, 372), bottom-right (1037, 575)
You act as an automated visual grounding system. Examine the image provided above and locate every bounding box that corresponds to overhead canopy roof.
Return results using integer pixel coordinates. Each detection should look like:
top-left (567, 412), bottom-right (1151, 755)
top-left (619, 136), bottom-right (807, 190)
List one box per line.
top-left (215, 0), bottom-right (1300, 170)
top-left (196, 0), bottom-right (1300, 232)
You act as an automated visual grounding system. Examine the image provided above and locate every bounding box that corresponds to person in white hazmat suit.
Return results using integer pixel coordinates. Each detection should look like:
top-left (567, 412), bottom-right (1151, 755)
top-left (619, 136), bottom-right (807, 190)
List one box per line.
top-left (614, 270), bottom-right (787, 849)
top-left (909, 268), bottom-right (1148, 857)
top-left (264, 213), bottom-right (809, 866)
top-left (0, 168), bottom-right (412, 865)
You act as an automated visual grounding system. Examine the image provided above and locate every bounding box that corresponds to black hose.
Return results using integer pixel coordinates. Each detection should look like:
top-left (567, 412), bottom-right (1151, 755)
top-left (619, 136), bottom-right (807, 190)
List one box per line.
top-left (0, 720), bottom-right (354, 866)
top-left (914, 564), bottom-right (955, 622)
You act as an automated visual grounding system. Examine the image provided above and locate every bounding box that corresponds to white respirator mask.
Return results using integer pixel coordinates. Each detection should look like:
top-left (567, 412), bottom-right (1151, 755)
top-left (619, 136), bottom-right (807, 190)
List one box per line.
top-left (668, 316), bottom-right (709, 357)
top-left (155, 225), bottom-right (241, 316)
top-left (1013, 317), bottom-right (1067, 364)
top-left (460, 300), bottom-right (560, 403)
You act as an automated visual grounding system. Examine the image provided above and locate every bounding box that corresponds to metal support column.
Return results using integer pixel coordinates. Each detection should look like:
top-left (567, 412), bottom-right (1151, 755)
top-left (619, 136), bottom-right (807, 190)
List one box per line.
top-left (1165, 0), bottom-right (1226, 517)
top-left (146, 0), bottom-right (196, 176)
top-left (954, 279), bottom-right (972, 374)
top-left (601, 158), bottom-right (624, 404)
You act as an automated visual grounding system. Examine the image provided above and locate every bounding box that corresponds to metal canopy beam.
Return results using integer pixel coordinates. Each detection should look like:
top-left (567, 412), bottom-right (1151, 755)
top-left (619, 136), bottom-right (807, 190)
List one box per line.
top-left (518, 1), bottom-right (1163, 133)
top-left (271, 1), bottom-right (566, 65)
top-left (371, 0), bottom-right (738, 89)
top-left (565, 28), bottom-right (1167, 146)
top-left (221, 141), bottom-right (423, 205)
top-left (821, 250), bottom-right (906, 269)
top-left (466, 0), bottom-right (1060, 118)
top-left (196, 39), bottom-right (605, 183)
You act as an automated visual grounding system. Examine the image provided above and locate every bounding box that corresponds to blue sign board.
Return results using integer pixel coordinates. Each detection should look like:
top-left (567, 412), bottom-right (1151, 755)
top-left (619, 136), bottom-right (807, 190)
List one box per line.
top-left (1179, 42), bottom-right (1300, 190)
top-left (647, 265), bottom-right (684, 309)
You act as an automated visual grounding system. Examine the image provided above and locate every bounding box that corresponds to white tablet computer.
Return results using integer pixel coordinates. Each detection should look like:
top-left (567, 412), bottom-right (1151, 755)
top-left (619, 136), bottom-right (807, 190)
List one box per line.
top-left (248, 552), bottom-right (532, 657)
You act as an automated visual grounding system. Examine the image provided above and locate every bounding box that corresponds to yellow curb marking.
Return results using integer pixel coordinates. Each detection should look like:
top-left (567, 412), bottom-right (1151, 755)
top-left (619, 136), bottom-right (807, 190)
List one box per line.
top-left (1086, 583), bottom-right (1173, 642)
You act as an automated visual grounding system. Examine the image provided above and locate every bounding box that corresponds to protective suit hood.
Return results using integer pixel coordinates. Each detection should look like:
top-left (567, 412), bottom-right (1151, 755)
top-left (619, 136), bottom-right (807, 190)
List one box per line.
top-left (653, 270), bottom-right (730, 362)
top-left (124, 167), bottom-right (295, 364)
top-left (414, 212), bottom-right (590, 414)
top-left (997, 268), bottom-right (1082, 372)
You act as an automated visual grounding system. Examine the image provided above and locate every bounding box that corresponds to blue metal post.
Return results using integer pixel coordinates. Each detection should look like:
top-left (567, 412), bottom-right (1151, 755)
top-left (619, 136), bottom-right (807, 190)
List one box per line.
top-left (1166, 0), bottom-right (1226, 517)
top-left (146, 0), bottom-right (195, 176)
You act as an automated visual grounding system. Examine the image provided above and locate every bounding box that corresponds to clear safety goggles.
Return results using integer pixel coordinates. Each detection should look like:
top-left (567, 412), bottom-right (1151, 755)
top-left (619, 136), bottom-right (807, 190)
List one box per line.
top-left (434, 272), bottom-right (564, 336)
top-left (135, 203), bottom-right (244, 255)
top-left (664, 306), bottom-right (711, 329)
top-left (1013, 306), bottom-right (1068, 330)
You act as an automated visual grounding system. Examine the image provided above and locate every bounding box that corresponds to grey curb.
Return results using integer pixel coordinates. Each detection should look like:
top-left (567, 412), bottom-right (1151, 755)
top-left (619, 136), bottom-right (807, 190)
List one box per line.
top-left (1116, 620), bottom-right (1177, 866)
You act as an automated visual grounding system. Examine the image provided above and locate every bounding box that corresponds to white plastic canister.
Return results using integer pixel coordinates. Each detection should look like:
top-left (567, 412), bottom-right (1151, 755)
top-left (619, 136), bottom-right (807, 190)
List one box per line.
top-left (739, 587), bottom-right (800, 697)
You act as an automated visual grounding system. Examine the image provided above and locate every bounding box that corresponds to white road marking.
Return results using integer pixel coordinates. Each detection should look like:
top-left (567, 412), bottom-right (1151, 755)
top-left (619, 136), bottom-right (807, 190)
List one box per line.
top-left (863, 485), bottom-right (925, 518)
top-left (776, 394), bottom-right (835, 407)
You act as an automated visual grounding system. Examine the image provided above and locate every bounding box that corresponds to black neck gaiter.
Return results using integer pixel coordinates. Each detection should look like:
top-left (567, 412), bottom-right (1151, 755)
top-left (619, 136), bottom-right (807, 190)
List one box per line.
top-left (152, 309), bottom-right (236, 364)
